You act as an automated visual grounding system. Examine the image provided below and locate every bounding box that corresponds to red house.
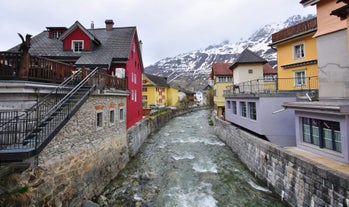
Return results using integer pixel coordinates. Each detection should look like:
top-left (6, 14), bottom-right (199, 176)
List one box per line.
top-left (10, 19), bottom-right (144, 129)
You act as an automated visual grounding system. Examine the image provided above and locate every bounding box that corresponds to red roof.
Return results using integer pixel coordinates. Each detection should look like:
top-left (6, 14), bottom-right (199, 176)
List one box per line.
top-left (263, 63), bottom-right (277, 75)
top-left (212, 62), bottom-right (233, 76)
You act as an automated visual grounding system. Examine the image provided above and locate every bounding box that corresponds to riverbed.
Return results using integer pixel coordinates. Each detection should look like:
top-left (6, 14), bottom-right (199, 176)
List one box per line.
top-left (95, 110), bottom-right (287, 207)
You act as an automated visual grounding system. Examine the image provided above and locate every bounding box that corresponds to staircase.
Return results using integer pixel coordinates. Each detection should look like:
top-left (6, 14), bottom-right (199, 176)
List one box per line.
top-left (0, 67), bottom-right (100, 162)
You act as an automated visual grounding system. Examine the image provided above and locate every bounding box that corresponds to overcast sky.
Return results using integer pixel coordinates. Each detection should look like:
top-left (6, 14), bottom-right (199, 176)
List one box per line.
top-left (0, 0), bottom-right (315, 66)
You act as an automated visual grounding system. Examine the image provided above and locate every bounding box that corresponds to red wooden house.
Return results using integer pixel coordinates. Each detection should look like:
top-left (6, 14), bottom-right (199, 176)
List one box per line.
top-left (9, 19), bottom-right (144, 129)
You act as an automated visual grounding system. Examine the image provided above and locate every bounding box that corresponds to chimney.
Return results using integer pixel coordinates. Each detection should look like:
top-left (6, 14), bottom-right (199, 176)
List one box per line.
top-left (91, 21), bottom-right (94, 29)
top-left (105, 19), bottom-right (114, 31)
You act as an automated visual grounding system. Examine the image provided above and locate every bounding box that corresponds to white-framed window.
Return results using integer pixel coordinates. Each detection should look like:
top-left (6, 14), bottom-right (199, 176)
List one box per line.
top-left (240, 102), bottom-right (246, 117)
top-left (293, 42), bottom-right (305, 59)
top-left (217, 76), bottom-right (233, 82)
top-left (119, 108), bottom-right (125, 122)
top-left (109, 109), bottom-right (115, 125)
top-left (294, 70), bottom-right (306, 87)
top-left (248, 102), bottom-right (256, 120)
top-left (96, 111), bottom-right (103, 130)
top-left (72, 40), bottom-right (84, 52)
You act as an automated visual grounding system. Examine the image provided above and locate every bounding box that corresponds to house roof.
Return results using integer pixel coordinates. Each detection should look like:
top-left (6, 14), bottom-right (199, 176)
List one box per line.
top-left (9, 22), bottom-right (139, 69)
top-left (229, 49), bottom-right (267, 70)
top-left (263, 63), bottom-right (277, 75)
top-left (211, 62), bottom-right (233, 76)
top-left (143, 73), bottom-right (169, 87)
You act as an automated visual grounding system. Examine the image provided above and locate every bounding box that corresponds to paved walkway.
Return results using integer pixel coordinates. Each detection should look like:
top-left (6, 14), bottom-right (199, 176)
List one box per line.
top-left (285, 147), bottom-right (349, 177)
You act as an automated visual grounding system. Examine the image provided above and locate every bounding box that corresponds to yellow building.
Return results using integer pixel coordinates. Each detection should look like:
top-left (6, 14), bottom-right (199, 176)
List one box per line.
top-left (211, 63), bottom-right (233, 118)
top-left (142, 73), bottom-right (179, 108)
top-left (270, 17), bottom-right (318, 91)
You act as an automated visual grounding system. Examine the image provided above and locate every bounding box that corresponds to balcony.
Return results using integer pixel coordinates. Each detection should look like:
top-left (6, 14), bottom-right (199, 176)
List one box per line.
top-left (224, 76), bottom-right (318, 97)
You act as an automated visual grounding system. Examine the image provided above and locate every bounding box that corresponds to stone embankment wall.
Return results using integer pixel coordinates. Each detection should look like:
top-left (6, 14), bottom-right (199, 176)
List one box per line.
top-left (127, 107), bottom-right (200, 157)
top-left (1, 94), bottom-right (129, 206)
top-left (213, 116), bottom-right (349, 207)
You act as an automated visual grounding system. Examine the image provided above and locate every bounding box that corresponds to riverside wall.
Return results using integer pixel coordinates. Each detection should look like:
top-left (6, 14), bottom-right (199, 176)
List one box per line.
top-left (127, 107), bottom-right (200, 157)
top-left (0, 94), bottom-right (129, 207)
top-left (213, 116), bottom-right (349, 207)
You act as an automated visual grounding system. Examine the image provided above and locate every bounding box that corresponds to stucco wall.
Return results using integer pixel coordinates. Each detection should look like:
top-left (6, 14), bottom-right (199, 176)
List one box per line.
top-left (214, 116), bottom-right (349, 207)
top-left (317, 29), bottom-right (349, 100)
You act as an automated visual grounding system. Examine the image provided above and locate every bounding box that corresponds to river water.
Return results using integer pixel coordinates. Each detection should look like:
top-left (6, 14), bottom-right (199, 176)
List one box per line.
top-left (95, 110), bottom-right (287, 207)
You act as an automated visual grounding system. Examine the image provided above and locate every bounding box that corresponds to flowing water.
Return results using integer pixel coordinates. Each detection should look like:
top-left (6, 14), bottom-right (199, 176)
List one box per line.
top-left (96, 110), bottom-right (287, 207)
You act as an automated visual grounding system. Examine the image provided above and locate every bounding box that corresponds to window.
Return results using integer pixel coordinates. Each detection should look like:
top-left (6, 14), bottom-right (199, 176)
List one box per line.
top-left (142, 95), bottom-right (147, 100)
top-left (240, 102), bottom-right (246, 117)
top-left (302, 117), bottom-right (341, 153)
top-left (248, 102), bottom-right (256, 120)
top-left (119, 108), bottom-right (125, 121)
top-left (248, 69), bottom-right (253, 74)
top-left (232, 101), bottom-right (237, 114)
top-left (52, 31), bottom-right (61, 39)
top-left (142, 87), bottom-right (147, 92)
top-left (110, 110), bottom-right (115, 124)
top-left (218, 76), bottom-right (233, 82)
top-left (72, 40), bottom-right (83, 52)
top-left (96, 112), bottom-right (103, 128)
top-left (293, 42), bottom-right (305, 59)
top-left (294, 70), bottom-right (306, 87)
top-left (226, 101), bottom-right (231, 109)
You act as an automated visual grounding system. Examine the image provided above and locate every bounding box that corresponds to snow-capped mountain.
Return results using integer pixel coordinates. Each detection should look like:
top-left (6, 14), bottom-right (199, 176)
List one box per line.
top-left (145, 14), bottom-right (315, 90)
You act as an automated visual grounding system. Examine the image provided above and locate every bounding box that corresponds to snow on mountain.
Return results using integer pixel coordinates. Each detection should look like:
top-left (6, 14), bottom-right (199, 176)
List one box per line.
top-left (145, 14), bottom-right (315, 90)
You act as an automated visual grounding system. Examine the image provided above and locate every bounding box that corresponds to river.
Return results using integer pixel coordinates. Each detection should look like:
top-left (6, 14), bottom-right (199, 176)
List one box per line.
top-left (95, 110), bottom-right (287, 207)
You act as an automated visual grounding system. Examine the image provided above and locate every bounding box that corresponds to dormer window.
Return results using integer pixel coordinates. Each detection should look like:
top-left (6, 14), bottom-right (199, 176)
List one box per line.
top-left (52, 31), bottom-right (62, 39)
top-left (72, 40), bottom-right (84, 52)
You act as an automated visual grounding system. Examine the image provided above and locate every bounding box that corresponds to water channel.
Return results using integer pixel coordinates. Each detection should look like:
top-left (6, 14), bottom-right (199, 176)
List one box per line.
top-left (95, 110), bottom-right (287, 207)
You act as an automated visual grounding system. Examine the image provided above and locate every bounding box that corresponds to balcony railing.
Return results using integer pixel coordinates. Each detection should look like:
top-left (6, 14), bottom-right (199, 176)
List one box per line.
top-left (224, 76), bottom-right (318, 96)
top-left (0, 51), bottom-right (127, 90)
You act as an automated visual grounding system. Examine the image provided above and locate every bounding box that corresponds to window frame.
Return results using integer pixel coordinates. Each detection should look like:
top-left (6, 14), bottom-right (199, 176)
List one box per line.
top-left (240, 101), bottom-right (246, 117)
top-left (294, 70), bottom-right (306, 87)
top-left (119, 107), bottom-right (125, 122)
top-left (293, 41), bottom-right (305, 60)
top-left (109, 109), bottom-right (115, 126)
top-left (248, 102), bottom-right (256, 120)
top-left (301, 117), bottom-right (341, 153)
top-left (96, 111), bottom-right (103, 130)
top-left (232, 101), bottom-right (237, 114)
top-left (72, 40), bottom-right (84, 53)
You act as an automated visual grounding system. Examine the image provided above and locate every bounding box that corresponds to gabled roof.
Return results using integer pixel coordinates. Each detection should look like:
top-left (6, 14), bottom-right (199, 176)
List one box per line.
top-left (59, 21), bottom-right (101, 45)
top-left (8, 21), bottom-right (140, 69)
top-left (143, 73), bottom-right (169, 87)
top-left (229, 49), bottom-right (267, 70)
top-left (263, 63), bottom-right (277, 75)
top-left (211, 62), bottom-right (233, 76)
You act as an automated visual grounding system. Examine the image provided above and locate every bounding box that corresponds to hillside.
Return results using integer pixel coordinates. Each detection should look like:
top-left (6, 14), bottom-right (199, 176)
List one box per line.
top-left (144, 14), bottom-right (315, 90)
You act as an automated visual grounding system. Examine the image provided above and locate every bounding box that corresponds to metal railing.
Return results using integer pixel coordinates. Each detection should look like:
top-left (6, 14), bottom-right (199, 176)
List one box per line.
top-left (0, 67), bottom-right (127, 161)
top-left (224, 76), bottom-right (318, 96)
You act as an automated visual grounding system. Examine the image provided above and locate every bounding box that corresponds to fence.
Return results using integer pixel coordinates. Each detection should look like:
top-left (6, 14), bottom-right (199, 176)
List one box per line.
top-left (225, 76), bottom-right (318, 95)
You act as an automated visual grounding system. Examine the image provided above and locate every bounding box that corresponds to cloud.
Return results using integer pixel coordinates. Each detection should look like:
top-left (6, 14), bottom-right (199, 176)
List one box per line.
top-left (0, 0), bottom-right (315, 66)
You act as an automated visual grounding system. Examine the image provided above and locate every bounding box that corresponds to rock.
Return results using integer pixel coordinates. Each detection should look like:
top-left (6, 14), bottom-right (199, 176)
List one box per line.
top-left (82, 200), bottom-right (99, 207)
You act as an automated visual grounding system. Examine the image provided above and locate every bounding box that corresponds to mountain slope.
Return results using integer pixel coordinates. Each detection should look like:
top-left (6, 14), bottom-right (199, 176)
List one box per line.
top-left (145, 14), bottom-right (315, 90)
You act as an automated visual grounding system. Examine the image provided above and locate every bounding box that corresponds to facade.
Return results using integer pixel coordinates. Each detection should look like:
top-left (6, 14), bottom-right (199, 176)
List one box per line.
top-left (270, 17), bottom-right (318, 92)
top-left (283, 0), bottom-right (349, 163)
top-left (9, 20), bottom-right (144, 129)
top-left (142, 73), bottom-right (176, 107)
top-left (211, 62), bottom-right (233, 118)
top-left (224, 49), bottom-right (297, 147)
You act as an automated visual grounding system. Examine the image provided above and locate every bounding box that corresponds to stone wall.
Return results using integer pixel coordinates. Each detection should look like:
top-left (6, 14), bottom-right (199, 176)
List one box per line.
top-left (127, 107), bottom-right (200, 157)
top-left (213, 116), bottom-right (349, 207)
top-left (4, 94), bottom-right (129, 206)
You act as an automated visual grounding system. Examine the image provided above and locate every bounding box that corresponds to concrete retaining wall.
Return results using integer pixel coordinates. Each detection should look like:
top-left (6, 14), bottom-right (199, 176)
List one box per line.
top-left (213, 116), bottom-right (349, 207)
